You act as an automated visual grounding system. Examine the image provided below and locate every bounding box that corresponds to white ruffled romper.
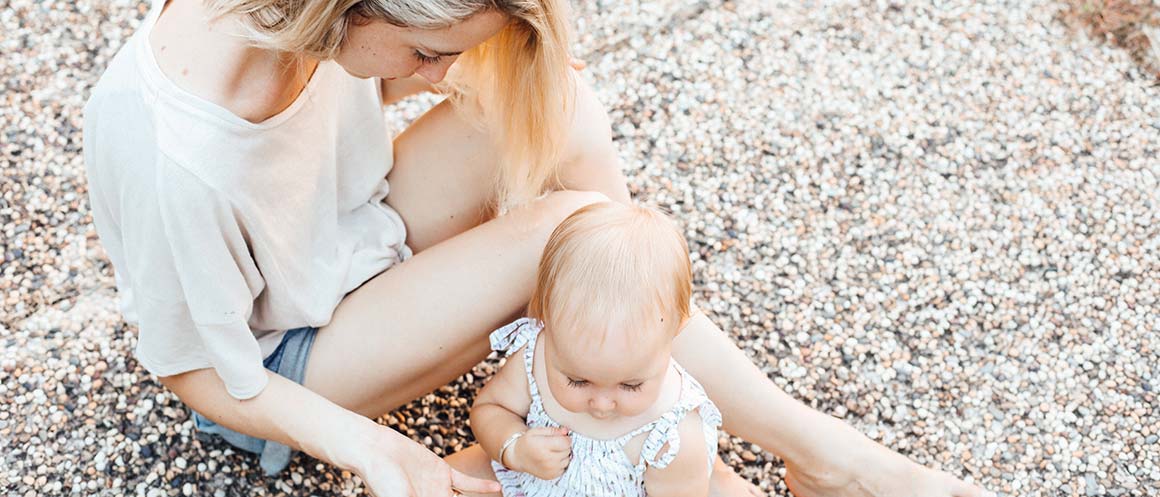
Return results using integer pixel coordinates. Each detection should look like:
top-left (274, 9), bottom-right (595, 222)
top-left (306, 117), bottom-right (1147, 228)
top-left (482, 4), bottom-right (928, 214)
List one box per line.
top-left (488, 318), bottom-right (723, 497)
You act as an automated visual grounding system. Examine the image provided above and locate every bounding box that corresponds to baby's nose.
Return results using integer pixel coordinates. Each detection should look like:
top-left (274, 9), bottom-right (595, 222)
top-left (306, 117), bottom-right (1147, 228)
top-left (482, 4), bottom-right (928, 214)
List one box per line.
top-left (590, 395), bottom-right (615, 411)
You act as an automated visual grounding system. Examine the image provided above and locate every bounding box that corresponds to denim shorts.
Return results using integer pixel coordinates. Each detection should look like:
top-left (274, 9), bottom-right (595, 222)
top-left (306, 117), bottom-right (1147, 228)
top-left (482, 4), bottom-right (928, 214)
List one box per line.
top-left (191, 326), bottom-right (318, 476)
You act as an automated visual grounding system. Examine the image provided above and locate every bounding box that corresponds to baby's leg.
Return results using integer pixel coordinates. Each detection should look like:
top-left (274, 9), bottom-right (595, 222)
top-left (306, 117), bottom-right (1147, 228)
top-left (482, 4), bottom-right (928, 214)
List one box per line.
top-left (445, 444), bottom-right (501, 496)
top-left (644, 410), bottom-right (758, 497)
top-left (709, 457), bottom-right (765, 497)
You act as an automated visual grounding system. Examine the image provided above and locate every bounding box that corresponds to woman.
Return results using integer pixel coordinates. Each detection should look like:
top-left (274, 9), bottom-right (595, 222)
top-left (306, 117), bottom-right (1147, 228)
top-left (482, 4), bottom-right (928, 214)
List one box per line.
top-left (82, 0), bottom-right (990, 496)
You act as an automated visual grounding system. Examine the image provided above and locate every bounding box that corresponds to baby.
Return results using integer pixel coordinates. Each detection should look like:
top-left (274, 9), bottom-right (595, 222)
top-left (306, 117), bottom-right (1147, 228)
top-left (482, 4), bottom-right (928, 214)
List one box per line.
top-left (470, 202), bottom-right (721, 497)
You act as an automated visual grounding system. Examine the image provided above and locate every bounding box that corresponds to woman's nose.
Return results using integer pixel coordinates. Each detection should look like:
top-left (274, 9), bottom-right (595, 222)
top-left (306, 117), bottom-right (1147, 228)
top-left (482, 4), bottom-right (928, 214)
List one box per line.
top-left (416, 57), bottom-right (455, 84)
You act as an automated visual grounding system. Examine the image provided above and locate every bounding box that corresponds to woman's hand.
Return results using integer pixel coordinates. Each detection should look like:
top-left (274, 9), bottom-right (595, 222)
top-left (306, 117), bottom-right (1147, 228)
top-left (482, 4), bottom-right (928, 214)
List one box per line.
top-left (353, 423), bottom-right (501, 497)
top-left (160, 371), bottom-right (497, 496)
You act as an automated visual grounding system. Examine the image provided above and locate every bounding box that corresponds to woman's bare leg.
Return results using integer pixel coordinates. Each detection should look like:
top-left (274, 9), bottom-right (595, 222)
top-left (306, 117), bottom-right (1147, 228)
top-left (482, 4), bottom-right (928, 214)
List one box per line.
top-left (675, 311), bottom-right (988, 497)
top-left (304, 184), bottom-right (609, 415)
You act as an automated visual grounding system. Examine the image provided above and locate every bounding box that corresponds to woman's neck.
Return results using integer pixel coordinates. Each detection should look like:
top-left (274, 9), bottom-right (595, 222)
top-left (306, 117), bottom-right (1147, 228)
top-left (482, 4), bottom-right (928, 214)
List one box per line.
top-left (151, 0), bottom-right (320, 123)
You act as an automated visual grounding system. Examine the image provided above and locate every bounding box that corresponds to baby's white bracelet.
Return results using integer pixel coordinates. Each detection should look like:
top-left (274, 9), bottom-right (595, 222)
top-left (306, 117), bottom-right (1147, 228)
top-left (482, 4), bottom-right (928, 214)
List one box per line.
top-left (498, 430), bottom-right (525, 468)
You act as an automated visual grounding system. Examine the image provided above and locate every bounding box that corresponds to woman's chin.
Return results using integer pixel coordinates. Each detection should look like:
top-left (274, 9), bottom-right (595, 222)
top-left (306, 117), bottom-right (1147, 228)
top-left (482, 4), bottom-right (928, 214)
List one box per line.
top-left (337, 65), bottom-right (375, 80)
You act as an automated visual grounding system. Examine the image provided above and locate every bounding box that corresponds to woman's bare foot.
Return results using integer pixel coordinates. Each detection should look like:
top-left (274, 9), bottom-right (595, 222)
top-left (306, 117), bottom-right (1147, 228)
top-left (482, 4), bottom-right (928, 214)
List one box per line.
top-left (782, 437), bottom-right (994, 497)
top-left (709, 456), bottom-right (765, 497)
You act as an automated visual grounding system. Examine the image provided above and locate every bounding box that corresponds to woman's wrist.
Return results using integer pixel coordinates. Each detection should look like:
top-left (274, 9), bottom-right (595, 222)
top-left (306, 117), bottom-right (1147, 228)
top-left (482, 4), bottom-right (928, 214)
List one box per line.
top-left (257, 376), bottom-right (390, 474)
top-left (326, 414), bottom-right (398, 475)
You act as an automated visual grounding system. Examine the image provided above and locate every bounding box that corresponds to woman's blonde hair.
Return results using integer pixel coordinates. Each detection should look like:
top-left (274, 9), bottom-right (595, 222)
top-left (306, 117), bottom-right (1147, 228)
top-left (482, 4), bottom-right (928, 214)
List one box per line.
top-left (528, 202), bottom-right (693, 339)
top-left (205, 0), bottom-right (575, 209)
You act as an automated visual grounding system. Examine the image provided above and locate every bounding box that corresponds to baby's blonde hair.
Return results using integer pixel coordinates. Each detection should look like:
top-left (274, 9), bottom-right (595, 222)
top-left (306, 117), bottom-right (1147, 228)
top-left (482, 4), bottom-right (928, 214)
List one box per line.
top-left (204, 0), bottom-right (575, 209)
top-left (528, 202), bottom-right (693, 341)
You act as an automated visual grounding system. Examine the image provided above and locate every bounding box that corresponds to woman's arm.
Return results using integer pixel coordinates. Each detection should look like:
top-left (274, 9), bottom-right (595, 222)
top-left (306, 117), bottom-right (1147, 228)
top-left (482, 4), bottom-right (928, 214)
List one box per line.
top-left (161, 369), bottom-right (374, 467)
top-left (161, 369), bottom-right (500, 496)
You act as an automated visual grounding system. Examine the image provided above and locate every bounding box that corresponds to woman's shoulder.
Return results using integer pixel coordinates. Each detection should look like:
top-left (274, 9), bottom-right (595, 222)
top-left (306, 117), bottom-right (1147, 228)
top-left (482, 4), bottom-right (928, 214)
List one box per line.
top-left (150, 0), bottom-right (314, 124)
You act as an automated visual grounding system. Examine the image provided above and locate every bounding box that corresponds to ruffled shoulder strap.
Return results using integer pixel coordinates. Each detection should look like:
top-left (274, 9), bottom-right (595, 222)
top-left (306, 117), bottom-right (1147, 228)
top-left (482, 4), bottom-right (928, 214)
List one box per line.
top-left (638, 363), bottom-right (722, 472)
top-left (488, 317), bottom-right (543, 356)
top-left (489, 318), bottom-right (547, 406)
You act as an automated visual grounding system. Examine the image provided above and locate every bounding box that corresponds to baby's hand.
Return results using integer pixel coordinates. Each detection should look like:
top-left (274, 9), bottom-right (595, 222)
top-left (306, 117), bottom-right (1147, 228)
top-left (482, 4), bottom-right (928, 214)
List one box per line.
top-left (507, 427), bottom-right (572, 480)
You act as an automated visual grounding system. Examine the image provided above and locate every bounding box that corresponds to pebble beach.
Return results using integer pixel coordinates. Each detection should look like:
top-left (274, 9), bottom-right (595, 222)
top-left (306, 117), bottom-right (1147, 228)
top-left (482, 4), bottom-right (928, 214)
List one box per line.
top-left (2, 0), bottom-right (1158, 496)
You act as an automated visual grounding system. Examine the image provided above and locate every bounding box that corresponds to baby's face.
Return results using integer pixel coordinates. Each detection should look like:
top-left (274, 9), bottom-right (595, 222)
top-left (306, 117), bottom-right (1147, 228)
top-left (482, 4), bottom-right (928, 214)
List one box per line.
top-left (542, 320), bottom-right (676, 420)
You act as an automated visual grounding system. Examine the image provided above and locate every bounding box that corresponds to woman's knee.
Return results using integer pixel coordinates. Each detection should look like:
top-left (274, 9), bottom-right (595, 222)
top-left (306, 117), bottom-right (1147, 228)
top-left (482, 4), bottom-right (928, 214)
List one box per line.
top-left (513, 190), bottom-right (611, 240)
top-left (540, 190), bottom-right (612, 223)
top-left (545, 189), bottom-right (611, 208)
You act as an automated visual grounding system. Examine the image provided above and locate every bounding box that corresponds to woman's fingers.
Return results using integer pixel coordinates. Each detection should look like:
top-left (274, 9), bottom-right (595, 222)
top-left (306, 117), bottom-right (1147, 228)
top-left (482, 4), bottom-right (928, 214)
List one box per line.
top-left (368, 435), bottom-right (489, 497)
top-left (412, 465), bottom-right (455, 497)
top-left (948, 475), bottom-right (992, 497)
top-left (450, 468), bottom-right (502, 494)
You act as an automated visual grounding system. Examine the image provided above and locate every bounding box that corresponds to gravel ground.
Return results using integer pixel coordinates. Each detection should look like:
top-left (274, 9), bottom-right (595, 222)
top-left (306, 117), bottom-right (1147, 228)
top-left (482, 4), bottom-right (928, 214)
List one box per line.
top-left (3, 0), bottom-right (1158, 496)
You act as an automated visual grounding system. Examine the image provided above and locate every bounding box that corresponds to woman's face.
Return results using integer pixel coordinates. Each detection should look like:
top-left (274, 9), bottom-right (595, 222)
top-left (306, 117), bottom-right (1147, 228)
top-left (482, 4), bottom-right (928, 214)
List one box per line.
top-left (334, 10), bottom-right (509, 83)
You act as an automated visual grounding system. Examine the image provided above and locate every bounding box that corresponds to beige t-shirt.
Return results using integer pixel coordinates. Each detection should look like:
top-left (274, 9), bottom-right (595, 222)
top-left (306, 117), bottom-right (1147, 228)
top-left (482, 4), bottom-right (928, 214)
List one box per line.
top-left (83, 1), bottom-right (410, 399)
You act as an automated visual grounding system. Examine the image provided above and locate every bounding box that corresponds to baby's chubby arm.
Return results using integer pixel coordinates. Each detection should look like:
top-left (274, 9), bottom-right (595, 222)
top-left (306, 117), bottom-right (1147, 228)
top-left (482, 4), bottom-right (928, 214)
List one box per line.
top-left (470, 348), bottom-right (573, 480)
top-left (643, 411), bottom-right (713, 497)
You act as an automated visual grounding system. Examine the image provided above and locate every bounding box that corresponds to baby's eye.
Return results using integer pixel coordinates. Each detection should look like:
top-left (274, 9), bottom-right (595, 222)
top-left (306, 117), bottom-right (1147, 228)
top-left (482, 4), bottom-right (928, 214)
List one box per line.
top-left (620, 383), bottom-right (643, 392)
top-left (414, 50), bottom-right (443, 64)
top-left (566, 378), bottom-right (589, 388)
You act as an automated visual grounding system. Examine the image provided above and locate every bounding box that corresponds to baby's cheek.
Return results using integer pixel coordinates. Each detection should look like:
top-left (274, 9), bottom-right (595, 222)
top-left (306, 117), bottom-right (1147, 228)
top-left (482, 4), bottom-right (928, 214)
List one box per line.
top-left (560, 394), bottom-right (591, 414)
top-left (619, 394), bottom-right (658, 417)
top-left (548, 380), bottom-right (588, 412)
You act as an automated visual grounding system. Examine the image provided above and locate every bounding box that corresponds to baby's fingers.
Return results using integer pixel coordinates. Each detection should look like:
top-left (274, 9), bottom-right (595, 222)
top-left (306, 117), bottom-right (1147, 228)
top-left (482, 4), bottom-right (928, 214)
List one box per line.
top-left (526, 426), bottom-right (567, 438)
top-left (546, 435), bottom-right (573, 453)
top-left (545, 458), bottom-right (570, 480)
top-left (551, 454), bottom-right (572, 477)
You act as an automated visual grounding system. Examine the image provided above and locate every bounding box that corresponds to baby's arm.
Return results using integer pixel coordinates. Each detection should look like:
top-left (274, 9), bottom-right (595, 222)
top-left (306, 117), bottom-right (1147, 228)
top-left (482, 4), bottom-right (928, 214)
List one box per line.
top-left (643, 411), bottom-right (713, 497)
top-left (471, 348), bottom-right (533, 461)
top-left (470, 349), bottom-right (572, 480)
